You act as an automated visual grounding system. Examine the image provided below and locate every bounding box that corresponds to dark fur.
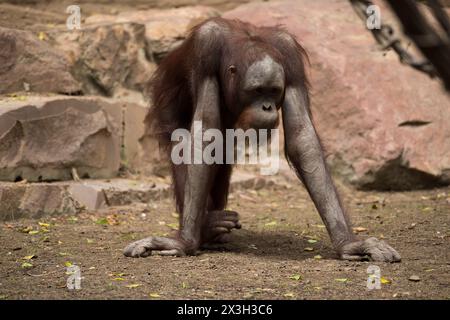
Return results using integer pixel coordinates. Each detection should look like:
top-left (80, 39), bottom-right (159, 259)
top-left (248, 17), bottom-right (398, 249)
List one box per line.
top-left (146, 17), bottom-right (310, 216)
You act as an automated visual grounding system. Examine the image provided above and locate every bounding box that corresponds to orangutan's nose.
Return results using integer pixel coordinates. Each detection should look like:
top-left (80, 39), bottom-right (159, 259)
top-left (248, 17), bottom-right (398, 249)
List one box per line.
top-left (262, 103), bottom-right (273, 112)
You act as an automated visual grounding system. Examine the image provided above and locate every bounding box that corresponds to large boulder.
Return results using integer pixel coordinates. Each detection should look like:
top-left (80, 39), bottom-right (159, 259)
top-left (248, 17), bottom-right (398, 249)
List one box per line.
top-left (85, 5), bottom-right (220, 62)
top-left (0, 178), bottom-right (170, 220)
top-left (123, 102), bottom-right (164, 175)
top-left (47, 22), bottom-right (156, 96)
top-left (0, 27), bottom-right (81, 95)
top-left (0, 183), bottom-right (81, 220)
top-left (0, 96), bottom-right (122, 182)
top-left (224, 0), bottom-right (450, 190)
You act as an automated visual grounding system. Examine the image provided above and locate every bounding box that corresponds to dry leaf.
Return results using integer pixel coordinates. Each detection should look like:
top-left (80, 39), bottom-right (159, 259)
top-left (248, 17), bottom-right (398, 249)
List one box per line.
top-left (113, 278), bottom-right (125, 281)
top-left (20, 226), bottom-right (33, 233)
top-left (381, 277), bottom-right (391, 284)
top-left (289, 274), bottom-right (302, 281)
top-left (166, 223), bottom-right (179, 230)
top-left (106, 215), bottom-right (120, 226)
top-left (264, 221), bottom-right (277, 227)
top-left (284, 293), bottom-right (295, 298)
top-left (38, 31), bottom-right (47, 41)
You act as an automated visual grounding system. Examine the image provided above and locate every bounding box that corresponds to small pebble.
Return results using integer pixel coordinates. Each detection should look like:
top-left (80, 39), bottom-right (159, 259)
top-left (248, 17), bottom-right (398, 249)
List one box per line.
top-left (409, 275), bottom-right (421, 282)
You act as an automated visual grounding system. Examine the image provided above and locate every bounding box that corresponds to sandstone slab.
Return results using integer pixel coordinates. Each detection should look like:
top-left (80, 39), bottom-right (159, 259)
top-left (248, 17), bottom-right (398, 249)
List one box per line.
top-left (0, 171), bottom-right (273, 220)
top-left (0, 27), bottom-right (81, 95)
top-left (0, 95), bottom-right (122, 182)
top-left (0, 183), bottom-right (80, 220)
top-left (47, 22), bottom-right (156, 96)
top-left (122, 102), bottom-right (168, 175)
top-left (85, 5), bottom-right (220, 62)
top-left (0, 179), bottom-right (169, 221)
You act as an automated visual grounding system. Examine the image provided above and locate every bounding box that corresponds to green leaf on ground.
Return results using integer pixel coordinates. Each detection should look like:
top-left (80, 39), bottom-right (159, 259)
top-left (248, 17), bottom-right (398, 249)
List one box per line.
top-left (289, 274), bottom-right (302, 281)
top-left (166, 223), bottom-right (179, 230)
top-left (96, 218), bottom-right (108, 225)
top-left (67, 216), bottom-right (78, 223)
top-left (264, 221), bottom-right (277, 227)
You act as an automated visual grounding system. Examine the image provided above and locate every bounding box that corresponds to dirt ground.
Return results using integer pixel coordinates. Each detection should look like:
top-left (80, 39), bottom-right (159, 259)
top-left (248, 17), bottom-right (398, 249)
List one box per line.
top-left (0, 178), bottom-right (449, 300)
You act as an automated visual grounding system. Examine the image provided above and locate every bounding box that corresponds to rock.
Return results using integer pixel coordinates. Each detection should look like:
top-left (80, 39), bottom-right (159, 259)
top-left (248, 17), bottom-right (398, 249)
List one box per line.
top-left (0, 3), bottom-right (67, 31)
top-left (0, 95), bottom-right (122, 182)
top-left (0, 178), bottom-right (171, 220)
top-left (89, 179), bottom-right (170, 206)
top-left (68, 183), bottom-right (107, 211)
top-left (230, 170), bottom-right (275, 191)
top-left (31, 5), bottom-right (220, 167)
top-left (86, 6), bottom-right (220, 62)
top-left (123, 102), bottom-right (165, 175)
top-left (0, 183), bottom-right (81, 220)
top-left (0, 170), bottom-right (276, 220)
top-left (408, 275), bottom-right (421, 282)
top-left (47, 22), bottom-right (156, 96)
top-left (123, 102), bottom-right (148, 172)
top-left (0, 27), bottom-right (81, 95)
top-left (224, 0), bottom-right (450, 190)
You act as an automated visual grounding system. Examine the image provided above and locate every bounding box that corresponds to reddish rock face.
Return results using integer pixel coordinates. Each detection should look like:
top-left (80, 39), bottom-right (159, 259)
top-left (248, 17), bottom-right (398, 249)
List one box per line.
top-left (224, 0), bottom-right (450, 190)
top-left (47, 22), bottom-right (156, 96)
top-left (0, 27), bottom-right (81, 95)
top-left (0, 96), bottom-right (122, 182)
top-left (85, 6), bottom-right (220, 62)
